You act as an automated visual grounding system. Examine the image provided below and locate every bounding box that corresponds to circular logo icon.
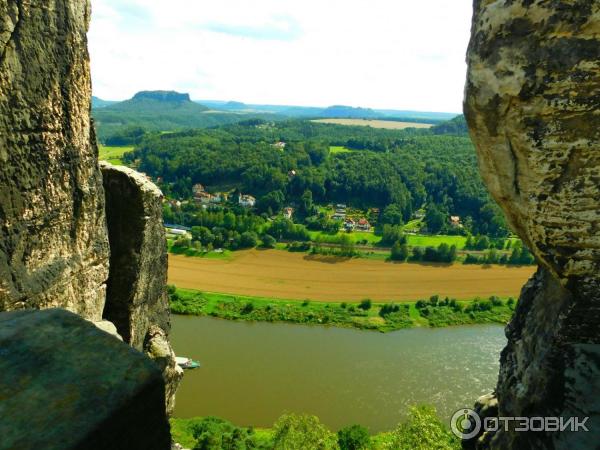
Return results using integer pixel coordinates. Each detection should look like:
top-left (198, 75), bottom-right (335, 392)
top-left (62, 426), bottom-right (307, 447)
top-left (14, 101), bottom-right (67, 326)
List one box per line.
top-left (450, 408), bottom-right (481, 440)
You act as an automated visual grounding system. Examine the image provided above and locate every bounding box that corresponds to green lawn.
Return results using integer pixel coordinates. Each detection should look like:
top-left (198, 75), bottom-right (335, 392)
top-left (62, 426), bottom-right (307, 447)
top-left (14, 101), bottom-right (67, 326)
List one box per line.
top-left (406, 234), bottom-right (467, 249)
top-left (309, 230), bottom-right (382, 245)
top-left (99, 145), bottom-right (134, 165)
top-left (329, 145), bottom-right (353, 154)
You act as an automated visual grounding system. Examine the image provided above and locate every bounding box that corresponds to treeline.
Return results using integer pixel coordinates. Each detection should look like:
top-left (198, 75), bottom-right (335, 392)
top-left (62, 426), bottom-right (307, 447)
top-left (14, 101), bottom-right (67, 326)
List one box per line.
top-left (171, 406), bottom-right (459, 450)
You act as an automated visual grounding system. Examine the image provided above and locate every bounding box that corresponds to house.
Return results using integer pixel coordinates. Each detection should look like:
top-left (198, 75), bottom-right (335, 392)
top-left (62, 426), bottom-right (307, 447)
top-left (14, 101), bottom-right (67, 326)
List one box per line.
top-left (344, 218), bottom-right (355, 231)
top-left (332, 212), bottom-right (346, 221)
top-left (283, 207), bottom-right (294, 220)
top-left (288, 169), bottom-right (297, 178)
top-left (336, 204), bottom-right (347, 210)
top-left (239, 194), bottom-right (256, 208)
top-left (356, 218), bottom-right (371, 231)
top-left (195, 191), bottom-right (214, 205)
top-left (450, 216), bottom-right (463, 228)
top-left (272, 141), bottom-right (286, 150)
top-left (192, 184), bottom-right (205, 196)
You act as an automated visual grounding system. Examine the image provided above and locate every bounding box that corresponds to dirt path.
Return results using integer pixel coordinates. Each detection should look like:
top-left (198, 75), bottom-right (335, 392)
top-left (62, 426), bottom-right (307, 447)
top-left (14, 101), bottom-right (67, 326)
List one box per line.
top-left (168, 250), bottom-right (535, 302)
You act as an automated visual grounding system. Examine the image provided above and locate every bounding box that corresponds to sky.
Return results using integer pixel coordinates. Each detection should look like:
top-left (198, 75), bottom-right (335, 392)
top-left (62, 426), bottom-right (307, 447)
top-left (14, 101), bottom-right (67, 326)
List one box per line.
top-left (89, 0), bottom-right (473, 113)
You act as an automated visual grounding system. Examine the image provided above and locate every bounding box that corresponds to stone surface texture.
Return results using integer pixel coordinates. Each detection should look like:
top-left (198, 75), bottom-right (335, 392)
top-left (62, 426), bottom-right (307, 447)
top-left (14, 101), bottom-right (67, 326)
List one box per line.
top-left (464, 1), bottom-right (600, 448)
top-left (0, 309), bottom-right (171, 450)
top-left (0, 0), bottom-right (180, 427)
top-left (0, 0), bottom-right (109, 320)
top-left (100, 162), bottom-right (170, 348)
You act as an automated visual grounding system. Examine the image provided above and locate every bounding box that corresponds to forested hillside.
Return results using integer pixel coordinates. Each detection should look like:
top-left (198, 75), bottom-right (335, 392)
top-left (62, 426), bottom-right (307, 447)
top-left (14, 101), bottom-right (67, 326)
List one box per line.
top-left (92, 91), bottom-right (283, 142)
top-left (125, 119), bottom-right (508, 236)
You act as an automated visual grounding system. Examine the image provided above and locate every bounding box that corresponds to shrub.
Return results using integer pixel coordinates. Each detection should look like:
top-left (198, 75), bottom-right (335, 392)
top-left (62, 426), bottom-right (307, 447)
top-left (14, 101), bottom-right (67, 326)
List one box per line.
top-left (358, 299), bottom-right (372, 311)
top-left (337, 424), bottom-right (370, 450)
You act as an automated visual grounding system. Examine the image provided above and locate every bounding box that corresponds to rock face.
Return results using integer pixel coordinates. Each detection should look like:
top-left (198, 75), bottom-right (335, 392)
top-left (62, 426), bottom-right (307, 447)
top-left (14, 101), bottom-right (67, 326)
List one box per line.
top-left (0, 0), bottom-right (180, 425)
top-left (101, 162), bottom-right (170, 348)
top-left (0, 309), bottom-right (171, 450)
top-left (0, 0), bottom-right (109, 320)
top-left (101, 162), bottom-right (183, 413)
top-left (464, 1), bottom-right (599, 448)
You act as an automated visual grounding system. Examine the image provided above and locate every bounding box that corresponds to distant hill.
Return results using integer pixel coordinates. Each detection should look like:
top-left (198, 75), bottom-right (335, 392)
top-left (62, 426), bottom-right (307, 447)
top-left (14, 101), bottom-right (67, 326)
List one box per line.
top-left (431, 115), bottom-right (469, 135)
top-left (91, 96), bottom-right (118, 108)
top-left (319, 105), bottom-right (380, 119)
top-left (92, 91), bottom-right (282, 142)
top-left (197, 99), bottom-right (457, 122)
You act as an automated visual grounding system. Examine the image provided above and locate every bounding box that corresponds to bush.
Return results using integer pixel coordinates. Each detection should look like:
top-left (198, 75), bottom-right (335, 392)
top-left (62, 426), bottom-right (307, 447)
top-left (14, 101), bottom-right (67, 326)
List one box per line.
top-left (358, 299), bottom-right (372, 311)
top-left (337, 424), bottom-right (370, 450)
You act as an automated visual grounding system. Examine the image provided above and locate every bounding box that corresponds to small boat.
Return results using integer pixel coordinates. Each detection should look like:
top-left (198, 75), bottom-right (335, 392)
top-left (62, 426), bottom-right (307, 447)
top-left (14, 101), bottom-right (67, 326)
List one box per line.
top-left (175, 356), bottom-right (201, 370)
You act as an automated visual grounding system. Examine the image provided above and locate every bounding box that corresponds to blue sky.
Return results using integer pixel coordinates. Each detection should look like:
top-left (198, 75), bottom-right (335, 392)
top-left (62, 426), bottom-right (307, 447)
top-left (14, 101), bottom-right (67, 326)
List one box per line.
top-left (89, 0), bottom-right (472, 113)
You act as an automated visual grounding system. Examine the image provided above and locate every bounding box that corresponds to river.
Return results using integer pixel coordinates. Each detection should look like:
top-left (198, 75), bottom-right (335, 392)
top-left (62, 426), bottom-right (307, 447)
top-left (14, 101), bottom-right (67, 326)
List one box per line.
top-left (171, 315), bottom-right (505, 432)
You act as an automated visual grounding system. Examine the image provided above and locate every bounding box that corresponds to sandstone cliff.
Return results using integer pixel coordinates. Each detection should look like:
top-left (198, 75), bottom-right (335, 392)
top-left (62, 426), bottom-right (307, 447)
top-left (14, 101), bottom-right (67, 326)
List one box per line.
top-left (464, 1), bottom-right (599, 448)
top-left (0, 0), bottom-right (180, 420)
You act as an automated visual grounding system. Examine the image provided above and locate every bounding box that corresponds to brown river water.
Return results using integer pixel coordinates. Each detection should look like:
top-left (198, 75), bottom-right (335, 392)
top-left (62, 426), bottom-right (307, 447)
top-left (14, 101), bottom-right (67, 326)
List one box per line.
top-left (171, 315), bottom-right (505, 432)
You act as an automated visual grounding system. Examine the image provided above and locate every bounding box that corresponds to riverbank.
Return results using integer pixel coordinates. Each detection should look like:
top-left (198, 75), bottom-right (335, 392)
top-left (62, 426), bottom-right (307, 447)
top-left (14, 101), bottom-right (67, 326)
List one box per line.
top-left (169, 287), bottom-right (516, 332)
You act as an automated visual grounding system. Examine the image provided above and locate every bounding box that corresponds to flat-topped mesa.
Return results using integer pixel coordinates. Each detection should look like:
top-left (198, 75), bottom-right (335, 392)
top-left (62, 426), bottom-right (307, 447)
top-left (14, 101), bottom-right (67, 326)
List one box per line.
top-left (132, 91), bottom-right (191, 103)
top-left (464, 1), bottom-right (600, 449)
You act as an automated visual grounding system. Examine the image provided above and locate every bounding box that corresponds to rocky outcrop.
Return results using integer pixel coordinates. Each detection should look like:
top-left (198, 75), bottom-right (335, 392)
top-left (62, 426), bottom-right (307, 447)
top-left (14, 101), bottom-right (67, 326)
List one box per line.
top-left (101, 162), bottom-right (170, 348)
top-left (0, 0), bottom-right (180, 427)
top-left (101, 162), bottom-right (182, 413)
top-left (0, 309), bottom-right (171, 450)
top-left (464, 1), bottom-right (599, 448)
top-left (0, 0), bottom-right (108, 320)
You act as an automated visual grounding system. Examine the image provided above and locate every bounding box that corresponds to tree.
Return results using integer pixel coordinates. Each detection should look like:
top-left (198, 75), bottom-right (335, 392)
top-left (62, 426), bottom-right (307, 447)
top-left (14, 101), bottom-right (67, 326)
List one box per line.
top-left (381, 204), bottom-right (404, 226)
top-left (261, 234), bottom-right (276, 248)
top-left (272, 413), bottom-right (338, 450)
top-left (389, 406), bottom-right (459, 450)
top-left (191, 416), bottom-right (256, 450)
top-left (424, 204), bottom-right (447, 234)
top-left (337, 425), bottom-right (370, 450)
top-left (239, 232), bottom-right (258, 249)
top-left (391, 241), bottom-right (409, 261)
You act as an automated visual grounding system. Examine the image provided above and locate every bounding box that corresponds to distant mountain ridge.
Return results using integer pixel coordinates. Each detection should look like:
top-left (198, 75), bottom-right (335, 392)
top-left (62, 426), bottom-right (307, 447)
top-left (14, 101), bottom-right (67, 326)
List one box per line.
top-left (196, 99), bottom-right (457, 122)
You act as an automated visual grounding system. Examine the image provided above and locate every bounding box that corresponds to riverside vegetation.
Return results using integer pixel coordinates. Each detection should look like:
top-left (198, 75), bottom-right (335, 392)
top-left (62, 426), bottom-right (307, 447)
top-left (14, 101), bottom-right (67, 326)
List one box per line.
top-left (169, 286), bottom-right (516, 331)
top-left (170, 405), bottom-right (459, 450)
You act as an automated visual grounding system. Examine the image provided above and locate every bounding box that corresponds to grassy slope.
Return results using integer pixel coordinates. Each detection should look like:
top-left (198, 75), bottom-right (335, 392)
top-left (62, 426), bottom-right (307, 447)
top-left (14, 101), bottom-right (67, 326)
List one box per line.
top-left (170, 288), bottom-right (516, 332)
top-left (98, 145), bottom-right (134, 165)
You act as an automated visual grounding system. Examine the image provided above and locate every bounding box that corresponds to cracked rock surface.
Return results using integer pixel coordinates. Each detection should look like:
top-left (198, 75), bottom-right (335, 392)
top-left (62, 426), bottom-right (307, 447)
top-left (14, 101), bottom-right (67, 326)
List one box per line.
top-left (464, 1), bottom-right (599, 449)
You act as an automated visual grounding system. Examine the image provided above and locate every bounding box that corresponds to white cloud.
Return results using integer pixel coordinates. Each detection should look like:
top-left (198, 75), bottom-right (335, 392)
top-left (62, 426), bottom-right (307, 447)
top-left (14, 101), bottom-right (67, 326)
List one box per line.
top-left (89, 0), bottom-right (472, 113)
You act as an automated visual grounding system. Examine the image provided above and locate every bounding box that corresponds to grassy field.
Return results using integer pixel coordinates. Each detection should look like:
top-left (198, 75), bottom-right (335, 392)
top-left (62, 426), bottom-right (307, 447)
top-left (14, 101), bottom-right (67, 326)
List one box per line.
top-left (406, 234), bottom-right (467, 249)
top-left (329, 145), bottom-right (353, 154)
top-left (168, 249), bottom-right (535, 301)
top-left (170, 287), bottom-right (517, 332)
top-left (98, 145), bottom-right (134, 165)
top-left (312, 119), bottom-right (434, 129)
top-left (309, 230), bottom-right (381, 245)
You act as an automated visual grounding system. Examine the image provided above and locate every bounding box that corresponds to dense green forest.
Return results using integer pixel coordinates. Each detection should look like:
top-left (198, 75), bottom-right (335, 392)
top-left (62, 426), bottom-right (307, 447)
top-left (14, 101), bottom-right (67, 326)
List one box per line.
top-left (125, 119), bottom-right (508, 236)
